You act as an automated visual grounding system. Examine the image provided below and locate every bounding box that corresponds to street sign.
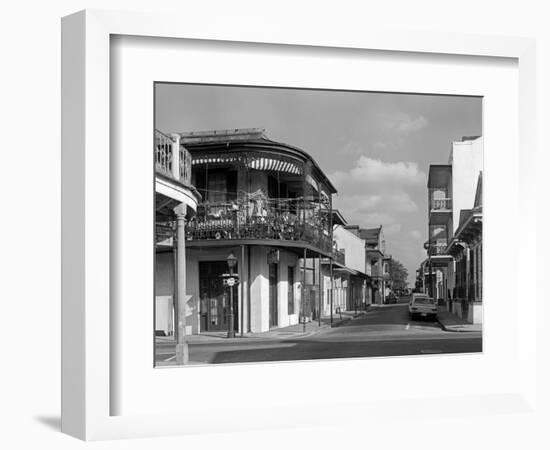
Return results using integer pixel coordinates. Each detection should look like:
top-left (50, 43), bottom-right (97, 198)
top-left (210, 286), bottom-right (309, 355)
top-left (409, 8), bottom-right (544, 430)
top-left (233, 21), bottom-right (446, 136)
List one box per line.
top-left (221, 273), bottom-right (239, 286)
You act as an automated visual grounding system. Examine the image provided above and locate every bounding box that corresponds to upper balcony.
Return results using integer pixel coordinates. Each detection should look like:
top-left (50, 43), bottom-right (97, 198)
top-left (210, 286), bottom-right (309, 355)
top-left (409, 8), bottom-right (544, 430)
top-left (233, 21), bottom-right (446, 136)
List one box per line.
top-left (155, 130), bottom-right (193, 186)
top-left (427, 244), bottom-right (449, 257)
top-left (332, 247), bottom-right (345, 266)
top-left (155, 130), bottom-right (201, 221)
top-left (427, 165), bottom-right (452, 224)
top-left (370, 265), bottom-right (389, 279)
top-left (179, 128), bottom-right (338, 257)
top-left (186, 199), bottom-right (333, 256)
top-left (429, 188), bottom-right (452, 212)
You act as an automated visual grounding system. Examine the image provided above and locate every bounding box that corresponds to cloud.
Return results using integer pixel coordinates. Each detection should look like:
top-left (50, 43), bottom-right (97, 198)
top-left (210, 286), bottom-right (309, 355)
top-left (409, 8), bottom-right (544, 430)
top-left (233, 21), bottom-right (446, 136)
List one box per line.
top-left (410, 230), bottom-right (422, 240)
top-left (376, 112), bottom-right (429, 133)
top-left (331, 156), bottom-right (425, 188)
top-left (330, 157), bottom-right (424, 238)
top-left (384, 224), bottom-right (402, 236)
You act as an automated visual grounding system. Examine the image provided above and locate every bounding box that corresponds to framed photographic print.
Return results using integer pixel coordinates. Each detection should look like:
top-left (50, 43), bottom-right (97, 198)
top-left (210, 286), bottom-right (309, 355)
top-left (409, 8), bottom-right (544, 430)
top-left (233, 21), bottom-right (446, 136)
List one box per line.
top-left (61, 9), bottom-right (537, 440)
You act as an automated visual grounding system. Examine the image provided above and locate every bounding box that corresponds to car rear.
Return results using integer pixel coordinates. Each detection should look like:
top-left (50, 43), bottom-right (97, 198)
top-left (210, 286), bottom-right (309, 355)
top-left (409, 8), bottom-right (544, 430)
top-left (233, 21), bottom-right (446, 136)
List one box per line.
top-left (409, 296), bottom-right (437, 320)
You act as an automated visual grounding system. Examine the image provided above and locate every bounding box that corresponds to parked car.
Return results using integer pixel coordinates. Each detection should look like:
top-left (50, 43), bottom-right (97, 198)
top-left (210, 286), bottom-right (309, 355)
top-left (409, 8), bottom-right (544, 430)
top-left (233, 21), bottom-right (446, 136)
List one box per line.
top-left (386, 293), bottom-right (398, 304)
top-left (409, 294), bottom-right (437, 320)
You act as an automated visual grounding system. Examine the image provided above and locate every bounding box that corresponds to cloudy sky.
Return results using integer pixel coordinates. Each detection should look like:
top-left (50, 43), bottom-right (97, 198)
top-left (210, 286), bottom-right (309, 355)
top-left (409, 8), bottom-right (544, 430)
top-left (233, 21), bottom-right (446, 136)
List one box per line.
top-left (155, 84), bottom-right (482, 284)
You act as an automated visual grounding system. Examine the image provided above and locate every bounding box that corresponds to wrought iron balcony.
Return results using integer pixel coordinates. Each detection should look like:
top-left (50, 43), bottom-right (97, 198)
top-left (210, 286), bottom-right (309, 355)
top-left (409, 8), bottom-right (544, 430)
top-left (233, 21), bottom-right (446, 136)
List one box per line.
top-left (155, 130), bottom-right (192, 185)
top-left (186, 200), bottom-right (332, 254)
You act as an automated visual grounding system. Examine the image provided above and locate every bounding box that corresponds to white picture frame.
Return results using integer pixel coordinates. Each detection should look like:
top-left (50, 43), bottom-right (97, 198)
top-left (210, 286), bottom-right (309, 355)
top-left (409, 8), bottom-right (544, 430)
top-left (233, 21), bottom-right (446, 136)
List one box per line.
top-left (61, 9), bottom-right (537, 441)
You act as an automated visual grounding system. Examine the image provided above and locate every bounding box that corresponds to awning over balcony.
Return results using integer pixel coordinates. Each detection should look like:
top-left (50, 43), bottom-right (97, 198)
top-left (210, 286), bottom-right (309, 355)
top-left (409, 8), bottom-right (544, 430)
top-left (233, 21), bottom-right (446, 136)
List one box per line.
top-left (180, 129), bottom-right (338, 194)
top-left (192, 153), bottom-right (303, 176)
top-left (446, 207), bottom-right (482, 253)
top-left (333, 265), bottom-right (370, 280)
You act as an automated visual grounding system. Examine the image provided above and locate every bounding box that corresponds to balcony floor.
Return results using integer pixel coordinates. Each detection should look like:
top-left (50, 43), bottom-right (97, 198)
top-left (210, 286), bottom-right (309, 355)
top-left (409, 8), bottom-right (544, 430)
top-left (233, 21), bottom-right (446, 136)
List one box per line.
top-left (185, 237), bottom-right (333, 258)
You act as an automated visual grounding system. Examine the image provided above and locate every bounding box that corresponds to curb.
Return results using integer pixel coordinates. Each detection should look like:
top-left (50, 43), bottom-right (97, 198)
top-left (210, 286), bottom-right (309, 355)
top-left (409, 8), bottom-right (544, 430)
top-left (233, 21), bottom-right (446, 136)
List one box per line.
top-left (437, 318), bottom-right (481, 333)
top-left (329, 310), bottom-right (367, 328)
top-left (330, 318), bottom-right (351, 328)
top-left (166, 328), bottom-right (324, 345)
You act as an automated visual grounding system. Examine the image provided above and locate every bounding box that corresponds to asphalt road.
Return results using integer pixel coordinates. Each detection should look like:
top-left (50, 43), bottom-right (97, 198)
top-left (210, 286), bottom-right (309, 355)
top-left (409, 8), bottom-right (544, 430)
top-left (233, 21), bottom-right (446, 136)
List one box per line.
top-left (156, 297), bottom-right (482, 365)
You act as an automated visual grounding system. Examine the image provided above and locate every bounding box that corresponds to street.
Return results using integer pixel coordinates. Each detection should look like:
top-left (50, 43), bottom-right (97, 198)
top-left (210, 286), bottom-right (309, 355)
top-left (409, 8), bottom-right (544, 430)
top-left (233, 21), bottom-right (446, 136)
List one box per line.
top-left (155, 297), bottom-right (482, 366)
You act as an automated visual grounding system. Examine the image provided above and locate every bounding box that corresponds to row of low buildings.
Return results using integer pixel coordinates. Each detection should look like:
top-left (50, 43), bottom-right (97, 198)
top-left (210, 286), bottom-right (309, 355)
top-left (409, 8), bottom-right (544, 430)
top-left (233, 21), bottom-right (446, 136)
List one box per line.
top-left (417, 136), bottom-right (483, 324)
top-left (154, 128), bottom-right (392, 337)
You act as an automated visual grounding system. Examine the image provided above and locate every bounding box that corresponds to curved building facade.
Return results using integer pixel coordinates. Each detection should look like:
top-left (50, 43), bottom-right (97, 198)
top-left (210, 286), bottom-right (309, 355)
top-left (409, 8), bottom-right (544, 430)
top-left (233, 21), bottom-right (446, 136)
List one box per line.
top-left (157, 128), bottom-right (338, 335)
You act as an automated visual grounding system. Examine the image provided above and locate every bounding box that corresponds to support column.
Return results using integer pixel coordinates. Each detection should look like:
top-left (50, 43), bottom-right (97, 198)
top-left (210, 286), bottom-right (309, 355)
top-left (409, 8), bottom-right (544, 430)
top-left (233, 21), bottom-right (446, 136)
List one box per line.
top-left (318, 254), bottom-right (322, 326)
top-left (473, 245), bottom-right (478, 301)
top-left (465, 247), bottom-right (471, 302)
top-left (240, 244), bottom-right (245, 337)
top-left (174, 203), bottom-right (188, 365)
top-left (170, 133), bottom-right (181, 181)
top-left (301, 248), bottom-right (306, 333)
top-left (329, 258), bottom-right (334, 325)
top-left (247, 245), bottom-right (251, 333)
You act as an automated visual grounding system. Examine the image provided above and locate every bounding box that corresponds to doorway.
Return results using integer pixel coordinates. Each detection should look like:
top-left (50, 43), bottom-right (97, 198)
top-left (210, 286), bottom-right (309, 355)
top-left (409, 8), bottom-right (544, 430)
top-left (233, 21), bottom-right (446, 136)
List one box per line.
top-left (199, 261), bottom-right (238, 332)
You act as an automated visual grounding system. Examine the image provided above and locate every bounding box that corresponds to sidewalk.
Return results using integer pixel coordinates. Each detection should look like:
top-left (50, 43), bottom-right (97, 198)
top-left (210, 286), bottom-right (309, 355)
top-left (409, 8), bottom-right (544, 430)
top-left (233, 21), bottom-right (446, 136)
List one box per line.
top-left (436, 306), bottom-right (482, 332)
top-left (156, 309), bottom-right (366, 345)
top-left (323, 309), bottom-right (367, 328)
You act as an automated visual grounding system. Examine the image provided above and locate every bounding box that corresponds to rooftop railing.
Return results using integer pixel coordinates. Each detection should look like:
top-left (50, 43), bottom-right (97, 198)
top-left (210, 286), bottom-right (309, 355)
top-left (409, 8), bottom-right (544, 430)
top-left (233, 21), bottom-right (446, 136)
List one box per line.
top-left (155, 130), bottom-right (192, 185)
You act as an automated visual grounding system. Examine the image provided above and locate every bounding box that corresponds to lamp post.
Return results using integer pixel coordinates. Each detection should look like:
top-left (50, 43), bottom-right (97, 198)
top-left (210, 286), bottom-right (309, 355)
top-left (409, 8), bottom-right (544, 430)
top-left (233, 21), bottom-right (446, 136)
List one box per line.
top-left (226, 251), bottom-right (237, 338)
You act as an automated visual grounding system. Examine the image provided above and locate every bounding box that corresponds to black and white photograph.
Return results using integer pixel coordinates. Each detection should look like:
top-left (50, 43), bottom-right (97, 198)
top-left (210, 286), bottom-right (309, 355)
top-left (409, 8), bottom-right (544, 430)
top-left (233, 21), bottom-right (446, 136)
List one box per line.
top-left (6, 0), bottom-right (548, 447)
top-left (154, 83), bottom-right (483, 366)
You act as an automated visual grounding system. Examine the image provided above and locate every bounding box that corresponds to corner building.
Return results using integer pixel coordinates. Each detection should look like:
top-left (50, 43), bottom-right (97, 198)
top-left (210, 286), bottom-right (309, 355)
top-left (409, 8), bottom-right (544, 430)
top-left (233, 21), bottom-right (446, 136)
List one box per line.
top-left (156, 129), bottom-right (338, 334)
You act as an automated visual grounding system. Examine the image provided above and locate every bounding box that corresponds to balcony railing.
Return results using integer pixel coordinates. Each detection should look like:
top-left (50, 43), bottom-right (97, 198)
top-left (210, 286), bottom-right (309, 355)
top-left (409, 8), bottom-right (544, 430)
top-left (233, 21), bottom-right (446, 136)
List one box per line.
top-left (429, 189), bottom-right (452, 211)
top-left (371, 266), bottom-right (388, 278)
top-left (428, 244), bottom-right (449, 256)
top-left (186, 201), bottom-right (332, 253)
top-left (155, 130), bottom-right (192, 185)
top-left (333, 248), bottom-right (345, 265)
top-left (155, 222), bottom-right (174, 245)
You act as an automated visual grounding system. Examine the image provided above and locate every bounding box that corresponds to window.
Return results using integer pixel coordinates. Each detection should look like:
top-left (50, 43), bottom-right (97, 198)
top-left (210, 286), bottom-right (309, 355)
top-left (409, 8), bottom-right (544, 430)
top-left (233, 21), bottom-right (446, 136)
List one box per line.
top-left (207, 171), bottom-right (227, 203)
top-left (288, 267), bottom-right (295, 314)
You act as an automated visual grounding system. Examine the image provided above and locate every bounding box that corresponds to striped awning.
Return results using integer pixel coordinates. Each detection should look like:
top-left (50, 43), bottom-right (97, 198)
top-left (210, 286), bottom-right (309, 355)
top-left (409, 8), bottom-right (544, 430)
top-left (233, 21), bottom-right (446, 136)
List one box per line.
top-left (248, 156), bottom-right (302, 175)
top-left (192, 153), bottom-right (302, 175)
